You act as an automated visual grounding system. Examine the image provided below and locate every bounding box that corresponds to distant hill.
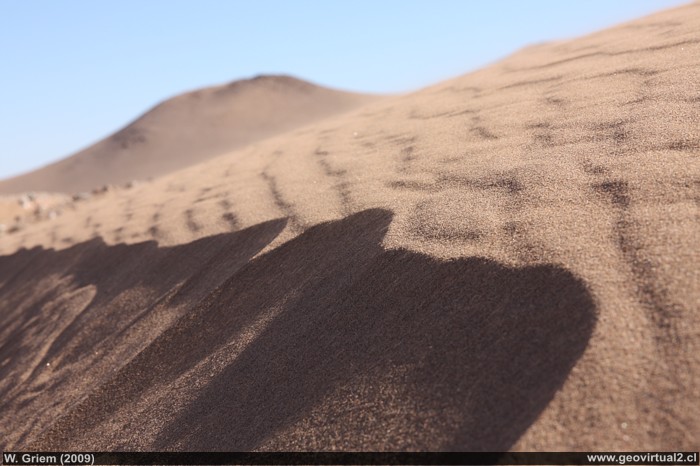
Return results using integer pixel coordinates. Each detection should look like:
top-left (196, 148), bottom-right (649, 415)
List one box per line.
top-left (0, 75), bottom-right (379, 194)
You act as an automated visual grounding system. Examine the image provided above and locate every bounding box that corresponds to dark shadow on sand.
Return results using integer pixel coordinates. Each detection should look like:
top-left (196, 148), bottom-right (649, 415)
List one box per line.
top-left (0, 218), bottom-right (288, 448)
top-left (13, 209), bottom-right (595, 451)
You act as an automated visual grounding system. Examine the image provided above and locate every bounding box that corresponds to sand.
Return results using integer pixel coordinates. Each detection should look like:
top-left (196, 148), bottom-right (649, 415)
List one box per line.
top-left (0, 2), bottom-right (698, 451)
top-left (0, 76), bottom-right (378, 194)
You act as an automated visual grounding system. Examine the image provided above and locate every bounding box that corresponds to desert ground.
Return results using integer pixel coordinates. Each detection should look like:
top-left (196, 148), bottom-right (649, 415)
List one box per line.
top-left (0, 2), bottom-right (698, 451)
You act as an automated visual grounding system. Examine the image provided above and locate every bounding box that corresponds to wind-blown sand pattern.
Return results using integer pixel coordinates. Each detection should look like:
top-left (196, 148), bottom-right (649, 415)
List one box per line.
top-left (1, 3), bottom-right (699, 450)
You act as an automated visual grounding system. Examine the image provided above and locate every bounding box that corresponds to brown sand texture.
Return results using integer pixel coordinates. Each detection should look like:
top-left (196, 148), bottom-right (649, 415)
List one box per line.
top-left (0, 3), bottom-right (698, 451)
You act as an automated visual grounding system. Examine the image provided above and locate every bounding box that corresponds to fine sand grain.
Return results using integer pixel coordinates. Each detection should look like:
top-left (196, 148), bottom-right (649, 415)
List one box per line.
top-left (0, 3), bottom-right (698, 451)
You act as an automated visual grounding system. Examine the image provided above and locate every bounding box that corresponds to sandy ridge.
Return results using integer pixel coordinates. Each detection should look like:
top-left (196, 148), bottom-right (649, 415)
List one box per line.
top-left (0, 2), bottom-right (698, 451)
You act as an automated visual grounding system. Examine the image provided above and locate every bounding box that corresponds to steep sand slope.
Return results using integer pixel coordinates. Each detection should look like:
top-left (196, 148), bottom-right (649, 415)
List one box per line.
top-left (1, 3), bottom-right (698, 451)
top-left (0, 76), bottom-right (379, 194)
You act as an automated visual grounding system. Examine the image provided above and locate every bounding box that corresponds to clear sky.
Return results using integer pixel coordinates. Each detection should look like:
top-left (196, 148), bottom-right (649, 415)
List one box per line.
top-left (0, 0), bottom-right (688, 180)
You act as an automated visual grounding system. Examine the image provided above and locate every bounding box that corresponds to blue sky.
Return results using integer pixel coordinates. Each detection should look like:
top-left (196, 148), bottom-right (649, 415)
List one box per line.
top-left (0, 0), bottom-right (687, 180)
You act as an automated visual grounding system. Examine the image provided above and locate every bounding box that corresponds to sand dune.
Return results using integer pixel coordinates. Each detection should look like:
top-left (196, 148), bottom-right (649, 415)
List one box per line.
top-left (1, 2), bottom-right (699, 451)
top-left (0, 75), bottom-right (378, 194)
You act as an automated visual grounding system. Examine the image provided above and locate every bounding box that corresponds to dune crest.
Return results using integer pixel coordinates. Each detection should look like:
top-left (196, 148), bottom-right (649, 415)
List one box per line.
top-left (0, 75), bottom-right (380, 194)
top-left (1, 2), bottom-right (699, 451)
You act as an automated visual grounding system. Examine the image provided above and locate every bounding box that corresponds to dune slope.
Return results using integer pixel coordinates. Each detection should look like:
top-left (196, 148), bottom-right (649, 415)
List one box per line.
top-left (0, 75), bottom-right (378, 194)
top-left (1, 3), bottom-right (699, 451)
